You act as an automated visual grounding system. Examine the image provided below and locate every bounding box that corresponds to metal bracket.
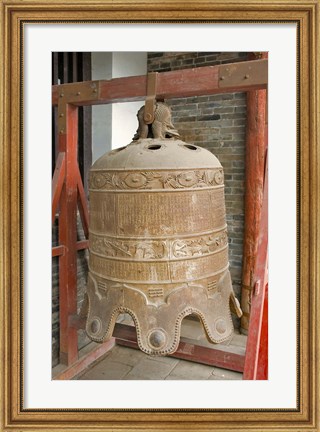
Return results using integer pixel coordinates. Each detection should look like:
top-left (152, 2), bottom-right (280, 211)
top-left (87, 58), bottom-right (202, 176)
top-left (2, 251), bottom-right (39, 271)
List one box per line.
top-left (144, 72), bottom-right (158, 124)
top-left (218, 59), bottom-right (268, 89)
top-left (253, 52), bottom-right (264, 59)
top-left (57, 81), bottom-right (100, 133)
top-left (253, 280), bottom-right (261, 296)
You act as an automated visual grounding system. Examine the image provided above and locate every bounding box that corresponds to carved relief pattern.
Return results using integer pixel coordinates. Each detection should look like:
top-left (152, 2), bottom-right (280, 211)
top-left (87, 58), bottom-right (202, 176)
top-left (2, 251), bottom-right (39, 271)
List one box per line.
top-left (214, 169), bottom-right (224, 185)
top-left (172, 230), bottom-right (228, 258)
top-left (148, 287), bottom-right (164, 298)
top-left (86, 274), bottom-right (235, 354)
top-left (207, 280), bottom-right (217, 292)
top-left (90, 236), bottom-right (166, 260)
top-left (90, 230), bottom-right (228, 261)
top-left (89, 168), bottom-right (224, 191)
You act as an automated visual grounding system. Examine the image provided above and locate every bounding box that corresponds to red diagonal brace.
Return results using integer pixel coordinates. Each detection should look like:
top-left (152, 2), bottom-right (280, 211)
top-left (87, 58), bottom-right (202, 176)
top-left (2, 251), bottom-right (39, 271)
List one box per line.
top-left (76, 166), bottom-right (89, 238)
top-left (52, 152), bottom-right (66, 223)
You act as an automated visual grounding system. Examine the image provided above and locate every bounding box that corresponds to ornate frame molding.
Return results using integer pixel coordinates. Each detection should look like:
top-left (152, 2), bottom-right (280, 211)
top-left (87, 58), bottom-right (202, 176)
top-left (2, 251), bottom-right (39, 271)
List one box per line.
top-left (0, 1), bottom-right (319, 430)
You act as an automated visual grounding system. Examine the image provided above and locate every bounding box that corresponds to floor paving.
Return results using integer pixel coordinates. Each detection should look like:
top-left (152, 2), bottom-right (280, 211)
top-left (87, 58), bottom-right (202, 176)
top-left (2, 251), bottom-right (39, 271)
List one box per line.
top-left (164, 359), bottom-right (215, 380)
top-left (76, 318), bottom-right (246, 381)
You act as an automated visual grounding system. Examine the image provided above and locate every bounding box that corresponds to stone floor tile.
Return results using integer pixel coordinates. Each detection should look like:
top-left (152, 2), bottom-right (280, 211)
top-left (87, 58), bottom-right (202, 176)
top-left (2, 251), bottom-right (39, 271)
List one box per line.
top-left (79, 360), bottom-right (132, 380)
top-left (123, 357), bottom-right (176, 380)
top-left (148, 355), bottom-right (180, 367)
top-left (166, 360), bottom-right (215, 380)
top-left (107, 345), bottom-right (146, 367)
top-left (165, 375), bottom-right (188, 380)
top-left (229, 333), bottom-right (247, 348)
top-left (208, 374), bottom-right (228, 380)
top-left (78, 329), bottom-right (91, 350)
top-left (211, 367), bottom-right (243, 380)
top-left (180, 319), bottom-right (233, 346)
top-left (74, 331), bottom-right (246, 381)
top-left (122, 374), bottom-right (159, 380)
top-left (108, 345), bottom-right (179, 367)
top-left (180, 319), bottom-right (206, 340)
top-left (208, 372), bottom-right (242, 380)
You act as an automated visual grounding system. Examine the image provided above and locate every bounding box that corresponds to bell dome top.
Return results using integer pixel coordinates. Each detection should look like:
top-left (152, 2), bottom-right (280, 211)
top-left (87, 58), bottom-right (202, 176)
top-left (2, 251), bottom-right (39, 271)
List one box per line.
top-left (91, 102), bottom-right (221, 171)
top-left (91, 139), bottom-right (221, 171)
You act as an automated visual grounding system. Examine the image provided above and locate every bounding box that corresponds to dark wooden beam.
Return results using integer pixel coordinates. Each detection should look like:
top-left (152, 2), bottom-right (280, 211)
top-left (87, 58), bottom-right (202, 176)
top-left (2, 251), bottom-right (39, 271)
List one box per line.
top-left (66, 318), bottom-right (245, 373)
top-left (114, 324), bottom-right (245, 373)
top-left (53, 339), bottom-right (116, 380)
top-left (52, 59), bottom-right (268, 106)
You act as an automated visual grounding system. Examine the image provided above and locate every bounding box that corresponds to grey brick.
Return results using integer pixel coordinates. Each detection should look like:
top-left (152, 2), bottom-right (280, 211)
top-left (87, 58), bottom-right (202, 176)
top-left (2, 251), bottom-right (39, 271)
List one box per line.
top-left (235, 106), bottom-right (246, 113)
top-left (171, 103), bottom-right (198, 112)
top-left (194, 57), bottom-right (206, 64)
top-left (181, 59), bottom-right (194, 65)
top-left (197, 114), bottom-right (221, 121)
top-left (214, 107), bottom-right (235, 114)
top-left (175, 116), bottom-right (197, 122)
top-left (207, 93), bottom-right (234, 101)
top-left (204, 54), bottom-right (218, 60)
top-left (148, 52), bottom-right (163, 58)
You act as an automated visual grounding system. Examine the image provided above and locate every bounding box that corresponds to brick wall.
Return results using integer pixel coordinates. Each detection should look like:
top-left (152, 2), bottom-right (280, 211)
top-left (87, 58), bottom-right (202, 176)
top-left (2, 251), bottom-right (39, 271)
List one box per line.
top-left (148, 52), bottom-right (247, 327)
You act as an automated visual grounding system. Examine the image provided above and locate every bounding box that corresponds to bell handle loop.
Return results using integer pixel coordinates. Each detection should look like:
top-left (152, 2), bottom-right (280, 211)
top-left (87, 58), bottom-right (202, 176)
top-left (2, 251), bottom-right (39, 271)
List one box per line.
top-left (144, 72), bottom-right (158, 125)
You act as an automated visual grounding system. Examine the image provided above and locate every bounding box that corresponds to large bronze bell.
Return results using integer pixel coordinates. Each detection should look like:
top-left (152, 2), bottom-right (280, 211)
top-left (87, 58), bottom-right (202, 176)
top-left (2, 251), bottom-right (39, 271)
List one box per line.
top-left (85, 102), bottom-right (242, 355)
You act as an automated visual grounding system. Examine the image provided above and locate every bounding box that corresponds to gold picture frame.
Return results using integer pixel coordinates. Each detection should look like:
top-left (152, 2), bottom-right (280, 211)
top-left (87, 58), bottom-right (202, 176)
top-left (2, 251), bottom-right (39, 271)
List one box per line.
top-left (1, 1), bottom-right (319, 430)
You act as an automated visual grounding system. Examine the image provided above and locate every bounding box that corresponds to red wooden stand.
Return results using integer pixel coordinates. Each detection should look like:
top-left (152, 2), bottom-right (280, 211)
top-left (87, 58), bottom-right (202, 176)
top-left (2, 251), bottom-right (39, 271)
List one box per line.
top-left (243, 157), bottom-right (268, 380)
top-left (241, 52), bottom-right (268, 333)
top-left (52, 58), bottom-right (268, 380)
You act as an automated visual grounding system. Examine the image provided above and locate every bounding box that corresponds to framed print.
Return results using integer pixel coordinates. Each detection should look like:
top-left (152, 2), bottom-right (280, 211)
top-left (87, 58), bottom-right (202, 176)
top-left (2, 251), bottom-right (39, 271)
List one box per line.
top-left (1, 0), bottom-right (319, 431)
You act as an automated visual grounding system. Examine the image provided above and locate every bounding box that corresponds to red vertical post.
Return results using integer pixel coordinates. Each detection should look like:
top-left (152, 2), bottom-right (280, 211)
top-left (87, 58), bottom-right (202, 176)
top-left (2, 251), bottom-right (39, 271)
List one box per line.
top-left (241, 52), bottom-right (268, 333)
top-left (58, 102), bottom-right (79, 365)
top-left (256, 283), bottom-right (268, 379)
top-left (243, 159), bottom-right (268, 380)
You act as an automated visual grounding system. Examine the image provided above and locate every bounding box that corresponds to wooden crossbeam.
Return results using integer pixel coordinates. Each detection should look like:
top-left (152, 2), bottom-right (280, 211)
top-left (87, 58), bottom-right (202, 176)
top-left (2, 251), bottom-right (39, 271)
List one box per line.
top-left (53, 339), bottom-right (116, 381)
top-left (52, 240), bottom-right (88, 258)
top-left (114, 324), bottom-right (245, 373)
top-left (65, 319), bottom-right (245, 374)
top-left (52, 59), bottom-right (268, 106)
